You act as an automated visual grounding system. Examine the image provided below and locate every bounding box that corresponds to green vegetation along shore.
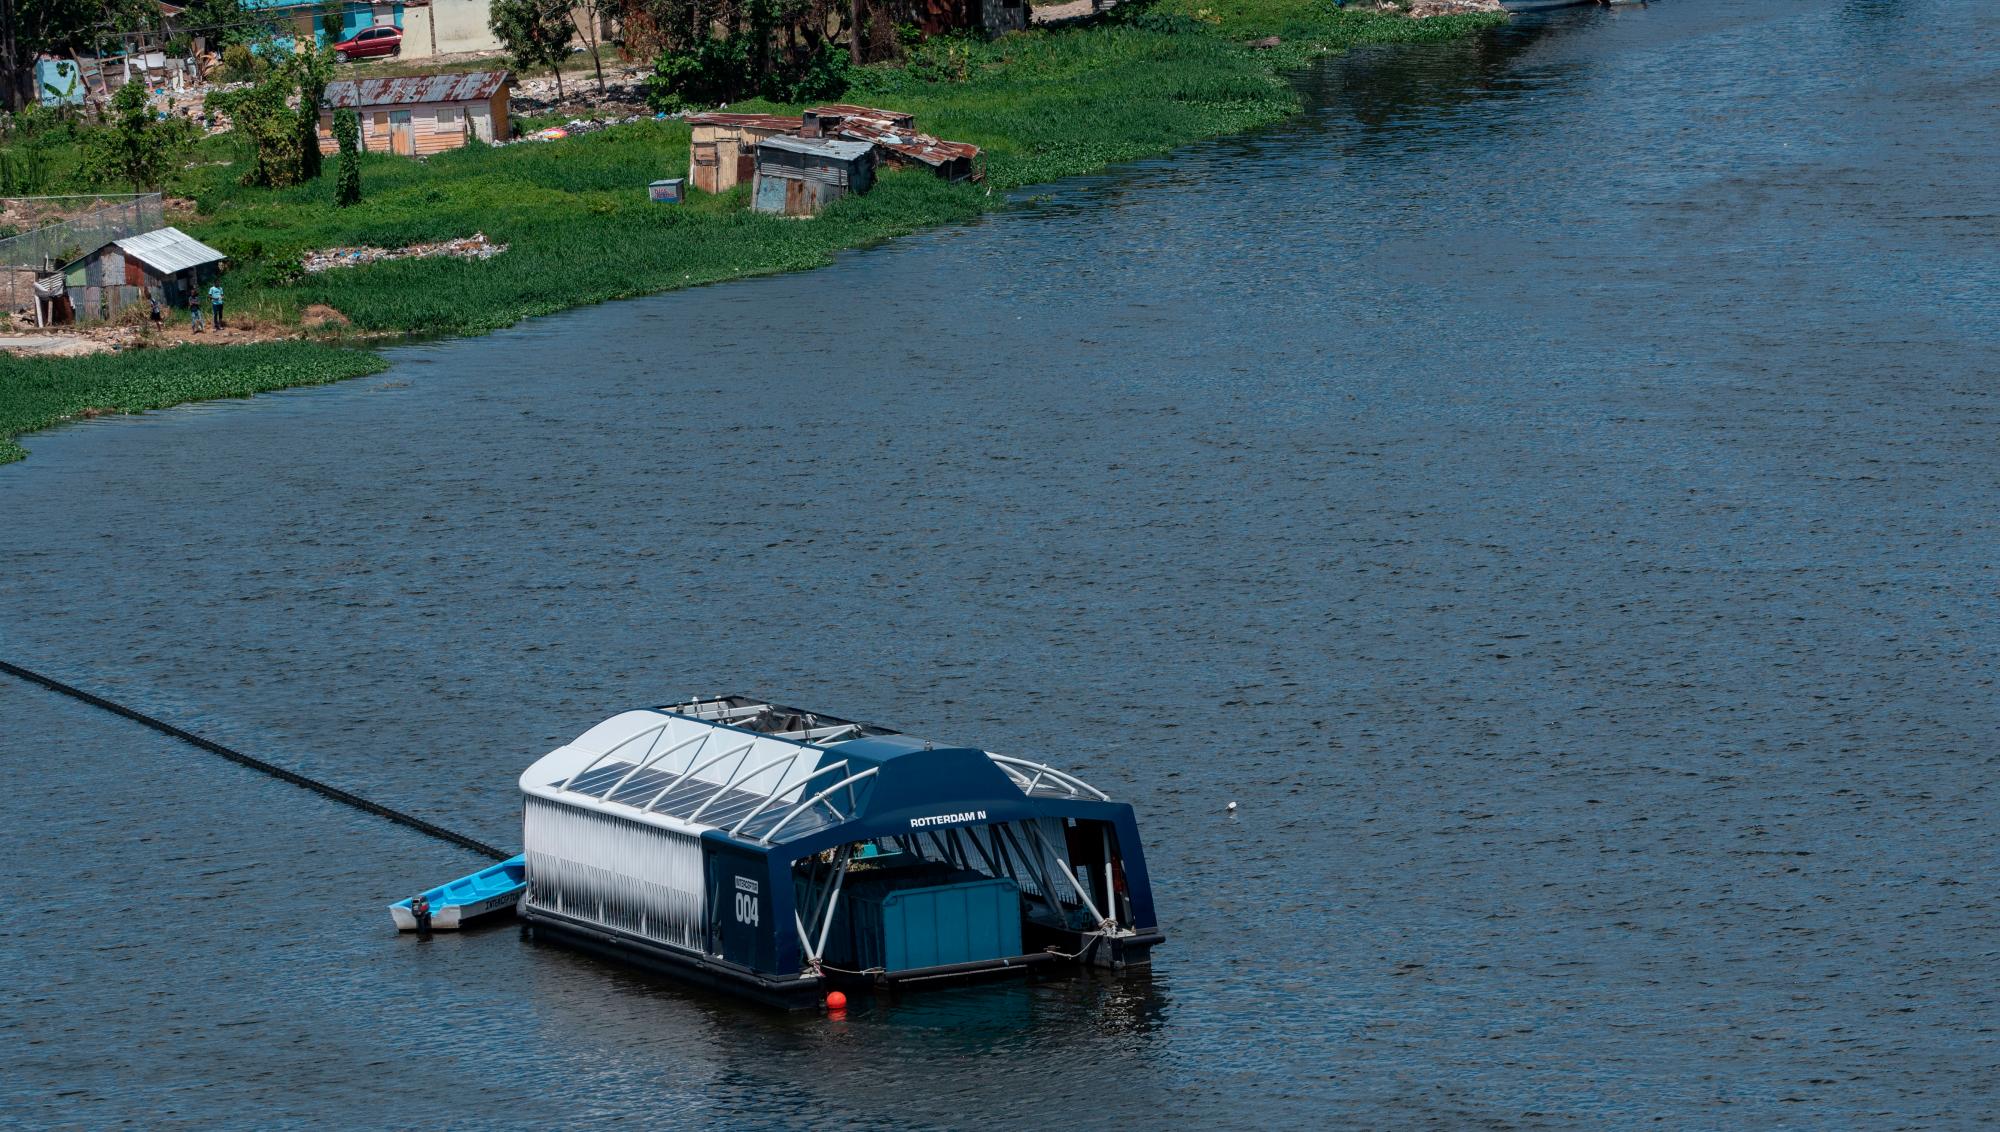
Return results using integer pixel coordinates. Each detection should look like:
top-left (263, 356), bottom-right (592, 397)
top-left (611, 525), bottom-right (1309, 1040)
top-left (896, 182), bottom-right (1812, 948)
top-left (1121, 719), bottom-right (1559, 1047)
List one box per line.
top-left (0, 1), bottom-right (1503, 463)
top-left (0, 343), bottom-right (388, 463)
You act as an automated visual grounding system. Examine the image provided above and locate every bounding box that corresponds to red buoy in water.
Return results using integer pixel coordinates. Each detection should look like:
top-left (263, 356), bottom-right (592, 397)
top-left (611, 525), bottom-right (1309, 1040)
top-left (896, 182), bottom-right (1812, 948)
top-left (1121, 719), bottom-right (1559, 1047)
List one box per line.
top-left (825, 991), bottom-right (848, 1010)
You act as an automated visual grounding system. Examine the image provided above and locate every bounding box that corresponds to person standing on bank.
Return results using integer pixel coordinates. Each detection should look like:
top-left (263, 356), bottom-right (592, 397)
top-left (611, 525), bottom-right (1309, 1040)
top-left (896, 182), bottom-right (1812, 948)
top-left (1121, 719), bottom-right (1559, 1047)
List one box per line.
top-left (208, 282), bottom-right (225, 330)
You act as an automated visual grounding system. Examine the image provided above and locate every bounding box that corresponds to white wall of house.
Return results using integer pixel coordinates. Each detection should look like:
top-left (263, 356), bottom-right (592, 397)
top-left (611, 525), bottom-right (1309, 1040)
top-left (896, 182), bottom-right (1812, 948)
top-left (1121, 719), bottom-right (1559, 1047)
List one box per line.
top-left (400, 6), bottom-right (437, 56)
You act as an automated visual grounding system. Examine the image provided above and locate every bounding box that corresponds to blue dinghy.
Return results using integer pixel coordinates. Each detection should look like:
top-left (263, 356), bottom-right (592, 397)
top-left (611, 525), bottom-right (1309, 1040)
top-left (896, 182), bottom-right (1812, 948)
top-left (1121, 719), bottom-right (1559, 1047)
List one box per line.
top-left (390, 855), bottom-right (526, 931)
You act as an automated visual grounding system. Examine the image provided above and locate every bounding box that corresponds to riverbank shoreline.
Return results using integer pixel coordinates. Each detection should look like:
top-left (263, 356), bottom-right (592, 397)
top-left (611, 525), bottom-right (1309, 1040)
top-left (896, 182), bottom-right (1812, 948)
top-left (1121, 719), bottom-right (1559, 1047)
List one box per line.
top-left (0, 1), bottom-right (1505, 464)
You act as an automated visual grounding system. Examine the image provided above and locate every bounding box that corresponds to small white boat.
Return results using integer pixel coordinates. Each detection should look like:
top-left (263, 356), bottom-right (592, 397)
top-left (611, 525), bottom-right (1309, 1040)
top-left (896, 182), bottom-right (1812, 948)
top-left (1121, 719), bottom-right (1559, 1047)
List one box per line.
top-left (390, 855), bottom-right (526, 931)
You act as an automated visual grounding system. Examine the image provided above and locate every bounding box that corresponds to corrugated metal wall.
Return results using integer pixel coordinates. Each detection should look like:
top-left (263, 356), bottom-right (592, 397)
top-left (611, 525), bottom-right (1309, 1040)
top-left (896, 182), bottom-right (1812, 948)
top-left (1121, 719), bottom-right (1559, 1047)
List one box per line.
top-left (524, 797), bottom-right (707, 952)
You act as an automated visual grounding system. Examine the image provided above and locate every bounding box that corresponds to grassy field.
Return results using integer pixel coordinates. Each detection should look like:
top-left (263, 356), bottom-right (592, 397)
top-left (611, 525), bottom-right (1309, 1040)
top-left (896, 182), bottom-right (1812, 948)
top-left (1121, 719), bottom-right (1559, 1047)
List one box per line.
top-left (185, 3), bottom-right (1500, 334)
top-left (1, 0), bottom-right (1503, 462)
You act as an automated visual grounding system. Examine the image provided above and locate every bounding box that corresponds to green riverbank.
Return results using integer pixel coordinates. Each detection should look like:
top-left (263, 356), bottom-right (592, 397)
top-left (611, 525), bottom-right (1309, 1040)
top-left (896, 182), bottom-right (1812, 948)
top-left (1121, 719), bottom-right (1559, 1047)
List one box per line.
top-left (0, 2), bottom-right (1503, 464)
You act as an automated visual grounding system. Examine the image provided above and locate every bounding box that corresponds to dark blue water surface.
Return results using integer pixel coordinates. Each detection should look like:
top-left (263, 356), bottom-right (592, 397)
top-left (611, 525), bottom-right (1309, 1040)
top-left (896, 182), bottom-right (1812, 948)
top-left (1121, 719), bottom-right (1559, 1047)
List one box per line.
top-left (4, 1), bottom-right (1997, 1126)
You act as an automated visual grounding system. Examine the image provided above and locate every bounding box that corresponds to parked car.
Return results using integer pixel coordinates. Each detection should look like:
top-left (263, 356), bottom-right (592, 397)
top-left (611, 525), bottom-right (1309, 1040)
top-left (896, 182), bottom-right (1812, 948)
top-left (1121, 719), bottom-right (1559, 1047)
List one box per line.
top-left (333, 26), bottom-right (402, 60)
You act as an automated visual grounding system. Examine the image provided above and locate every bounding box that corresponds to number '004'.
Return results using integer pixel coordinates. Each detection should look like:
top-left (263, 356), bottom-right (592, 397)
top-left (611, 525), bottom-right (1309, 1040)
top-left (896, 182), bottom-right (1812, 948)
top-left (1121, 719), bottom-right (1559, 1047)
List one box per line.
top-left (735, 892), bottom-right (760, 926)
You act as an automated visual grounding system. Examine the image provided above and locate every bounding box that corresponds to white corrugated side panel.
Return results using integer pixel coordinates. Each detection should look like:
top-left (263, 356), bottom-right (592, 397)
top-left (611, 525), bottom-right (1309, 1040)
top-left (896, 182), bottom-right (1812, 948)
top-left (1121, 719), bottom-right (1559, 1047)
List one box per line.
top-left (524, 797), bottom-right (707, 952)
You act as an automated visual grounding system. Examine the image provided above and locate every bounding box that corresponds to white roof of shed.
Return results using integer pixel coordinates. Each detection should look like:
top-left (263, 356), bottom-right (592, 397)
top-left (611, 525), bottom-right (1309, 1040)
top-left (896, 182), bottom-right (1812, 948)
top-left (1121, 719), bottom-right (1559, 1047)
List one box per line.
top-left (114, 226), bottom-right (227, 274)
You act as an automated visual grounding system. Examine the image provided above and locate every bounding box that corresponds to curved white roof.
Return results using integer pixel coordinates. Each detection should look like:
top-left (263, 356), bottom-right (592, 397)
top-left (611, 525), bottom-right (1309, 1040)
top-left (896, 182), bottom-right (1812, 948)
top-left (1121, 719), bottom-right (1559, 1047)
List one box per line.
top-left (521, 697), bottom-right (1109, 846)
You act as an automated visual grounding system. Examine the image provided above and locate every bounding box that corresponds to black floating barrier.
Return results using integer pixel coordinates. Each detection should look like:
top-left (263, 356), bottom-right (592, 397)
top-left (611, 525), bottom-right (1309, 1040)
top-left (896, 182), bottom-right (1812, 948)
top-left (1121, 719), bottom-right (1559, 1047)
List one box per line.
top-left (0, 658), bottom-right (509, 862)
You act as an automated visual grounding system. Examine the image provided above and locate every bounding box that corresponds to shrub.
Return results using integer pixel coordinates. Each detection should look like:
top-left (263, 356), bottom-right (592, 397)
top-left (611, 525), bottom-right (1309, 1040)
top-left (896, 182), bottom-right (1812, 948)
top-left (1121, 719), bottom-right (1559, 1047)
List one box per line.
top-left (221, 44), bottom-right (266, 82)
top-left (332, 108), bottom-right (361, 206)
top-left (762, 43), bottom-right (851, 103)
top-left (643, 36), bottom-right (750, 112)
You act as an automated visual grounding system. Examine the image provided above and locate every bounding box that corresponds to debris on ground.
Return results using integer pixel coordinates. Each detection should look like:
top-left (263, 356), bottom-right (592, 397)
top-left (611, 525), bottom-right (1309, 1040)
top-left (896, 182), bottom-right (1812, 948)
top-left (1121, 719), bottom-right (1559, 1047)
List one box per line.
top-left (509, 67), bottom-right (650, 118)
top-left (501, 114), bottom-right (653, 145)
top-left (1388, 0), bottom-right (1506, 16)
top-left (301, 232), bottom-right (507, 273)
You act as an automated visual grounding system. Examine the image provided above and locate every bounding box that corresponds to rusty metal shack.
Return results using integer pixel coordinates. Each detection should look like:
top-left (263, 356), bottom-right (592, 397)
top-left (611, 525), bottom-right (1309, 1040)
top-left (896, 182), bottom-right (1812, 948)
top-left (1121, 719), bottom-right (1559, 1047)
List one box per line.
top-left (39, 225), bottom-right (226, 324)
top-left (751, 137), bottom-right (876, 216)
top-left (804, 105), bottom-right (983, 183)
top-left (686, 113), bottom-right (802, 193)
top-left (319, 70), bottom-right (512, 157)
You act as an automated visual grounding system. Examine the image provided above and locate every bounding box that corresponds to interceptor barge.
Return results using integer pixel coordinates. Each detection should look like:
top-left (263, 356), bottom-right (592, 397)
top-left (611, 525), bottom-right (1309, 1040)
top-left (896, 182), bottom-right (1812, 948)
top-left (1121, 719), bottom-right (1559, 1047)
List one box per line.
top-left (516, 696), bottom-right (1164, 1007)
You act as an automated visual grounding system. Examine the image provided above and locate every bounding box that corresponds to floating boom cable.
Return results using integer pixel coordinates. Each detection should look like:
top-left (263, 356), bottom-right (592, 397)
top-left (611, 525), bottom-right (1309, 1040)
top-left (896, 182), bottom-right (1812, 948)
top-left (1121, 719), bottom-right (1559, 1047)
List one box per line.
top-left (0, 658), bottom-right (509, 861)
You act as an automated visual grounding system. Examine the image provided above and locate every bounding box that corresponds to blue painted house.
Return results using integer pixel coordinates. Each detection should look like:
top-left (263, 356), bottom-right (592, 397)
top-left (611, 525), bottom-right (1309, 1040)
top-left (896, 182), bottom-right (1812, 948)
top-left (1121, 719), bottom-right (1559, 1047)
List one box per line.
top-left (239, 0), bottom-right (403, 51)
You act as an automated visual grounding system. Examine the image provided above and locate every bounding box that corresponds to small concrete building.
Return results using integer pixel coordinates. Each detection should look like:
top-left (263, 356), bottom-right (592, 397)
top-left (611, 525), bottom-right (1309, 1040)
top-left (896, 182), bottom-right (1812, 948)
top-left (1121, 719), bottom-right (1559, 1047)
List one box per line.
top-left (751, 136), bottom-right (876, 217)
top-left (686, 113), bottom-right (802, 194)
top-left (319, 70), bottom-right (511, 157)
top-left (39, 226), bottom-right (227, 325)
top-left (401, 0), bottom-right (507, 56)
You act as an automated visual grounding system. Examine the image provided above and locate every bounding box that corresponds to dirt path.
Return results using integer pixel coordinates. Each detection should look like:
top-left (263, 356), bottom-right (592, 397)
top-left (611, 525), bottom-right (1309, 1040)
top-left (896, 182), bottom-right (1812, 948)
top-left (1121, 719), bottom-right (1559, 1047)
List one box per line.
top-left (1, 306), bottom-right (350, 357)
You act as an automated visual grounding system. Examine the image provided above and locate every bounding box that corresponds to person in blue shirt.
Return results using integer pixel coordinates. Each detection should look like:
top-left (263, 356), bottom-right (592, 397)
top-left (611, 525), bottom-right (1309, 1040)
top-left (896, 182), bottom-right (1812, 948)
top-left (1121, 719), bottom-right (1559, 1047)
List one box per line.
top-left (208, 283), bottom-right (224, 330)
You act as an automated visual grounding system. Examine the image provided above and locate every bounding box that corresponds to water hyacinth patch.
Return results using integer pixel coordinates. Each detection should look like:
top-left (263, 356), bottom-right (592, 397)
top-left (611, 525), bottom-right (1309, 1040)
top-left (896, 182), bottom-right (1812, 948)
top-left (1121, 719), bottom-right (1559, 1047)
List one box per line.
top-left (0, 343), bottom-right (389, 463)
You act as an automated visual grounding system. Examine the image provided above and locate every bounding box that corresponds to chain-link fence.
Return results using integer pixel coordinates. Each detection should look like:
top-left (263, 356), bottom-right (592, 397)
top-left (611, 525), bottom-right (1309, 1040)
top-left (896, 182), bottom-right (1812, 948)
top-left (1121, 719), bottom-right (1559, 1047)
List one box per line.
top-left (0, 194), bottom-right (164, 319)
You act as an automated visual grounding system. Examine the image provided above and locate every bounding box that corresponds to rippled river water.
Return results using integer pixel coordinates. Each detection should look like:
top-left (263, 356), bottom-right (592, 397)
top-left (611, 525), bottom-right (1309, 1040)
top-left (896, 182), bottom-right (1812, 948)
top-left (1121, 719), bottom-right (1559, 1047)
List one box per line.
top-left (4, 1), bottom-right (1996, 1126)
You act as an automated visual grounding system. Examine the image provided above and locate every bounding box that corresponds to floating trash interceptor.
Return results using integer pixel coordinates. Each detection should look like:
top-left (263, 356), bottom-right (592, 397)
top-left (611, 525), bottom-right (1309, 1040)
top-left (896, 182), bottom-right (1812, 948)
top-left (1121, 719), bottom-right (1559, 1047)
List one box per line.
top-left (517, 696), bottom-right (1165, 1007)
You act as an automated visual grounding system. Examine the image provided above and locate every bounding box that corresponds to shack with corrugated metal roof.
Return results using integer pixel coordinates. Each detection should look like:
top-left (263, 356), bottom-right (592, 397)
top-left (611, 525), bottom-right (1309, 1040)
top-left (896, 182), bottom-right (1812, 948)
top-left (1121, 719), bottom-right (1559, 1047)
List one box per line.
top-left (805, 104), bottom-right (983, 183)
top-left (751, 136), bottom-right (876, 216)
top-left (317, 70), bottom-right (512, 157)
top-left (686, 112), bottom-right (801, 194)
top-left (39, 226), bottom-right (227, 324)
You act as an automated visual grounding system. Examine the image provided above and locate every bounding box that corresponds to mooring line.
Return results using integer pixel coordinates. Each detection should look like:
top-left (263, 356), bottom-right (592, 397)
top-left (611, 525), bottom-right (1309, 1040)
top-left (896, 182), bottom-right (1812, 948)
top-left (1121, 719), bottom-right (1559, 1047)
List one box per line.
top-left (0, 659), bottom-right (509, 862)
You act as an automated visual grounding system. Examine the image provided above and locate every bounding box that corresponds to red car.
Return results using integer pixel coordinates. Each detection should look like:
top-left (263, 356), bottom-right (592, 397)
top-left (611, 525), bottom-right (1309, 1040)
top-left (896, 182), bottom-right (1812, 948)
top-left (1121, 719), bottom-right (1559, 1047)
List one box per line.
top-left (333, 25), bottom-right (402, 60)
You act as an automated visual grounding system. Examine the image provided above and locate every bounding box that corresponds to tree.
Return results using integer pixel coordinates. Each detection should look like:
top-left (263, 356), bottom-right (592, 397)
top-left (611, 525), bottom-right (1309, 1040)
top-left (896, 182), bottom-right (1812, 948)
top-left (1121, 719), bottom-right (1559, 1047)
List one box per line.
top-left (568, 0), bottom-right (613, 96)
top-left (332, 107), bottom-right (360, 206)
top-left (180, 0), bottom-right (254, 49)
top-left (289, 47), bottom-right (337, 182)
top-left (320, 0), bottom-right (347, 45)
top-left (210, 68), bottom-right (304, 187)
top-left (86, 81), bottom-right (198, 191)
top-left (490, 0), bottom-right (573, 101)
top-left (0, 0), bottom-right (97, 112)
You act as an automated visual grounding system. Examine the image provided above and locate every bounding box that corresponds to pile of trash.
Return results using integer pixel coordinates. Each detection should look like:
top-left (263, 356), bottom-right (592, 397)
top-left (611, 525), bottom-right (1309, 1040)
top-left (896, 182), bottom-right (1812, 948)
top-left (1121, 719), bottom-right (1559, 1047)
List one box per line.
top-left (511, 67), bottom-right (650, 114)
top-left (505, 114), bottom-right (654, 144)
top-left (301, 232), bottom-right (507, 273)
